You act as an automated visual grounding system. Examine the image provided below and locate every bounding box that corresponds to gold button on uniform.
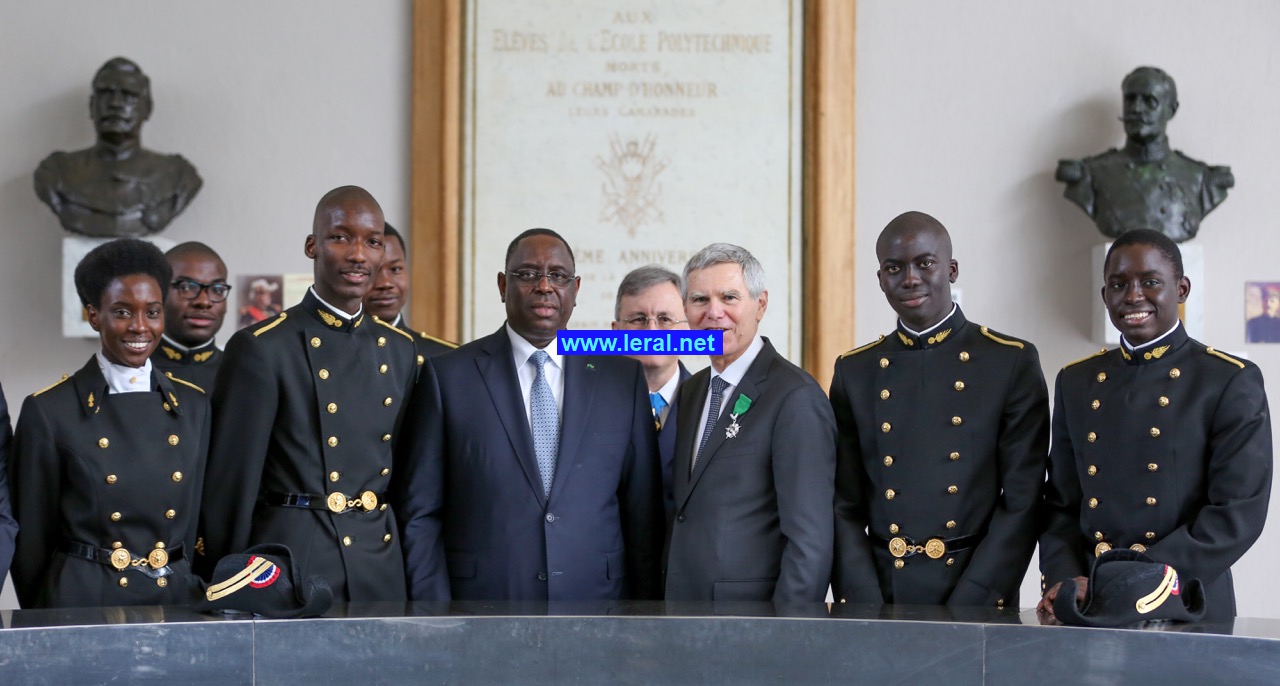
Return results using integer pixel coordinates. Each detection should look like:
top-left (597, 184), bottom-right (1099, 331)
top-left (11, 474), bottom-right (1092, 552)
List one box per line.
top-left (1088, 498), bottom-right (1098, 508)
top-left (889, 523), bottom-right (899, 534)
top-left (958, 352), bottom-right (970, 362)
top-left (112, 541), bottom-right (123, 549)
top-left (171, 472), bottom-right (183, 482)
top-left (894, 559), bottom-right (905, 569)
top-left (380, 468), bottom-right (390, 476)
top-left (1087, 465), bottom-right (1098, 476)
top-left (881, 422), bottom-right (891, 433)
top-left (118, 578), bottom-right (129, 588)
top-left (1096, 372), bottom-right (1107, 383)
top-left (383, 533), bottom-right (392, 543)
top-left (946, 558), bottom-right (955, 566)
top-left (106, 474), bottom-right (118, 484)
top-left (377, 337), bottom-right (387, 347)
top-left (883, 456), bottom-right (894, 467)
top-left (110, 512), bottom-right (121, 522)
top-left (328, 437), bottom-right (339, 447)
top-left (1145, 531), bottom-right (1156, 540)
top-left (1094, 531), bottom-right (1104, 541)
top-left (383, 397), bottom-right (393, 407)
top-left (1158, 396), bottom-right (1170, 407)
top-left (1086, 432), bottom-right (1097, 443)
top-left (879, 358), bottom-right (889, 368)
top-left (1148, 463), bottom-right (1159, 472)
top-left (319, 369), bottom-right (330, 380)
top-left (954, 381), bottom-right (965, 391)
top-left (880, 389), bottom-right (890, 400)
top-left (1169, 368), bottom-right (1180, 379)
top-left (379, 364), bottom-right (388, 374)
top-left (1150, 427), bottom-right (1161, 437)
top-left (342, 536), bottom-right (352, 546)
top-left (1130, 544), bottom-right (1147, 553)
top-left (951, 416), bottom-right (962, 426)
top-left (327, 403), bottom-right (338, 414)
top-left (156, 578), bottom-right (168, 588)
top-left (168, 435), bottom-right (179, 446)
top-left (98, 438), bottom-right (109, 449)
top-left (329, 471), bottom-right (340, 482)
top-left (165, 509), bottom-right (176, 519)
top-left (946, 520), bottom-right (956, 529)
top-left (379, 504), bottom-right (388, 511)
top-left (1146, 497), bottom-right (1157, 506)
top-left (885, 489), bottom-right (896, 500)
top-left (382, 434), bottom-right (392, 442)
top-left (947, 485), bottom-right (958, 495)
top-left (949, 452), bottom-right (960, 461)
top-left (310, 337), bottom-right (322, 348)
top-left (1091, 400), bottom-right (1100, 410)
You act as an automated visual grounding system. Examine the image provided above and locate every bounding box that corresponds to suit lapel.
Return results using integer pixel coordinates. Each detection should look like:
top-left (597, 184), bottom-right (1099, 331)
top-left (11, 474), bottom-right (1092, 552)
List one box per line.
top-left (549, 355), bottom-right (598, 503)
top-left (475, 329), bottom-right (544, 504)
top-left (672, 370), bottom-right (707, 508)
top-left (678, 344), bottom-right (775, 509)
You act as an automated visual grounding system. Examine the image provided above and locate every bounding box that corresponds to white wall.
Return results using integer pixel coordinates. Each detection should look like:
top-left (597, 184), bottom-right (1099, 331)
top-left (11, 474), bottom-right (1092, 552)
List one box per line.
top-left (0, 0), bottom-right (412, 607)
top-left (858, 0), bottom-right (1280, 616)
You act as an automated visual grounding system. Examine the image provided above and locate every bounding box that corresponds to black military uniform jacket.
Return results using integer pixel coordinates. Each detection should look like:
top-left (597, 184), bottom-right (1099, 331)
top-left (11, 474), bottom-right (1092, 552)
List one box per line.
top-left (8, 358), bottom-right (208, 608)
top-left (830, 307), bottom-right (1049, 608)
top-left (391, 314), bottom-right (457, 365)
top-left (1040, 325), bottom-right (1271, 620)
top-left (152, 337), bottom-right (222, 396)
top-left (199, 290), bottom-right (416, 602)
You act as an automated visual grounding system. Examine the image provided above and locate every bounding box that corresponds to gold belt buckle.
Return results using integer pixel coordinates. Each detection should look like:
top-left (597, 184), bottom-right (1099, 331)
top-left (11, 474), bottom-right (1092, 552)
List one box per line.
top-left (1095, 542), bottom-right (1113, 557)
top-left (148, 548), bottom-right (169, 569)
top-left (924, 538), bottom-right (946, 560)
top-left (110, 547), bottom-right (132, 571)
top-left (327, 491), bottom-right (348, 513)
top-left (888, 537), bottom-right (908, 558)
top-left (360, 491), bottom-right (378, 511)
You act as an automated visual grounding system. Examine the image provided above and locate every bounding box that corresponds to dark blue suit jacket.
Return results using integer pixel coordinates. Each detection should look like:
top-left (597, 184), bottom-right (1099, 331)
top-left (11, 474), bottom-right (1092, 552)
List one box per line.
top-left (0, 383), bottom-right (16, 580)
top-left (657, 363), bottom-right (692, 520)
top-left (396, 326), bottom-right (664, 601)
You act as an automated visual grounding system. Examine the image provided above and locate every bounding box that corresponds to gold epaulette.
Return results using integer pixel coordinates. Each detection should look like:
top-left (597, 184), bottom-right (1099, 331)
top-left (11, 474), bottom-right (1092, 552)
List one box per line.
top-left (252, 312), bottom-right (288, 337)
top-left (32, 374), bottom-right (70, 397)
top-left (839, 335), bottom-right (886, 359)
top-left (164, 371), bottom-right (207, 394)
top-left (979, 326), bottom-right (1024, 349)
top-left (1063, 348), bottom-right (1108, 369)
top-left (373, 316), bottom-right (415, 343)
top-left (420, 332), bottom-right (459, 349)
top-left (1205, 347), bottom-right (1246, 369)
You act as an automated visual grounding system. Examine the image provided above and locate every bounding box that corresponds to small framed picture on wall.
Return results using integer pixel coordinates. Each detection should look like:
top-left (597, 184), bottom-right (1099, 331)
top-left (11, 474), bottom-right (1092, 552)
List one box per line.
top-left (1245, 281), bottom-right (1280, 343)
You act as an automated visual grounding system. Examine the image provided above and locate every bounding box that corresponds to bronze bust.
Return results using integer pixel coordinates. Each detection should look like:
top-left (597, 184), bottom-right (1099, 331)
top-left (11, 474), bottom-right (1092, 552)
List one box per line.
top-left (1056, 67), bottom-right (1232, 243)
top-left (34, 57), bottom-right (202, 237)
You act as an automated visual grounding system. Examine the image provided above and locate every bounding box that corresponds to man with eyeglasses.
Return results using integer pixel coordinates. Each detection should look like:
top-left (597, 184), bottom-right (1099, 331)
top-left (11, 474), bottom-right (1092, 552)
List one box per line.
top-left (612, 265), bottom-right (689, 518)
top-left (397, 228), bottom-right (663, 602)
top-left (151, 242), bottom-right (230, 394)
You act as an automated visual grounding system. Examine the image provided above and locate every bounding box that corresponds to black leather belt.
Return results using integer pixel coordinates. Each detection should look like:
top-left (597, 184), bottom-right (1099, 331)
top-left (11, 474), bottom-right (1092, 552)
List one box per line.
top-left (265, 490), bottom-right (384, 514)
top-left (60, 540), bottom-right (183, 578)
top-left (871, 533), bottom-right (983, 560)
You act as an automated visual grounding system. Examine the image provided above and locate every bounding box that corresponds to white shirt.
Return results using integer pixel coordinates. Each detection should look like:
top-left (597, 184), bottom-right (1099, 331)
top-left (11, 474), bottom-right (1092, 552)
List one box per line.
top-left (900, 303), bottom-right (957, 337)
top-left (507, 323), bottom-right (565, 426)
top-left (693, 334), bottom-right (765, 468)
top-left (309, 286), bottom-right (361, 320)
top-left (95, 351), bottom-right (152, 394)
top-left (1122, 319), bottom-right (1181, 352)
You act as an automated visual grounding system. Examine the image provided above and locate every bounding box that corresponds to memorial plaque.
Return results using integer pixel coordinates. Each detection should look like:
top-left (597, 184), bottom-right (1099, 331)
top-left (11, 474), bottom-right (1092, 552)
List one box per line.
top-left (462, 0), bottom-right (803, 356)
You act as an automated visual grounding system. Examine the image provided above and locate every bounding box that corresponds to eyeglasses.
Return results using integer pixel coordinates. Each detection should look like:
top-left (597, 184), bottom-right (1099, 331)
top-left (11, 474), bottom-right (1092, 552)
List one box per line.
top-left (621, 315), bottom-right (688, 329)
top-left (171, 279), bottom-right (232, 302)
top-left (507, 269), bottom-right (575, 287)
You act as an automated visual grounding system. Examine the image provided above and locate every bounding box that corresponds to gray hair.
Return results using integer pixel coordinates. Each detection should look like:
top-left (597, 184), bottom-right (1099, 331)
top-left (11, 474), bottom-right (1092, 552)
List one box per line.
top-left (614, 264), bottom-right (682, 320)
top-left (682, 243), bottom-right (766, 299)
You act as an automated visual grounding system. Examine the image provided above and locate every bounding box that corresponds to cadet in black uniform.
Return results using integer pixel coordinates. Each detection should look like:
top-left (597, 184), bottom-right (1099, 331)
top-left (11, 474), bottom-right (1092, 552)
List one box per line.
top-left (0, 383), bottom-right (18, 581)
top-left (198, 186), bottom-right (416, 603)
top-left (1039, 230), bottom-right (1271, 622)
top-left (9, 239), bottom-right (208, 608)
top-left (151, 241), bottom-right (230, 394)
top-left (831, 212), bottom-right (1049, 608)
top-left (363, 223), bottom-right (457, 363)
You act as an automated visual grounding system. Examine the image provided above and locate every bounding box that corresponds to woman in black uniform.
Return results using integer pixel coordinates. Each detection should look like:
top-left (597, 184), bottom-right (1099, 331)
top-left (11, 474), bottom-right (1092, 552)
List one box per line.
top-left (9, 238), bottom-right (209, 608)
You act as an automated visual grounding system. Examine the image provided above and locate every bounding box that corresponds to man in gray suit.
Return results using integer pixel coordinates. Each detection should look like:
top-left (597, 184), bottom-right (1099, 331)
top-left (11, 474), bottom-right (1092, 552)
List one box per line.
top-left (663, 243), bottom-right (835, 602)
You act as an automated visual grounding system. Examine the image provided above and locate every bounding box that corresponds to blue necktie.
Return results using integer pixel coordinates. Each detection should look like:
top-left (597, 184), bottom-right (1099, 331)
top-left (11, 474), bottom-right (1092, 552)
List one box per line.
top-left (529, 350), bottom-right (559, 497)
top-left (693, 376), bottom-right (728, 472)
top-left (649, 392), bottom-right (668, 430)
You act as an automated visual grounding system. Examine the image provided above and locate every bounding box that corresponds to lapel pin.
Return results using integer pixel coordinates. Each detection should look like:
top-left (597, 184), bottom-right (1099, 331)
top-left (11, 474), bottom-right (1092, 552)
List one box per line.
top-left (726, 394), bottom-right (753, 439)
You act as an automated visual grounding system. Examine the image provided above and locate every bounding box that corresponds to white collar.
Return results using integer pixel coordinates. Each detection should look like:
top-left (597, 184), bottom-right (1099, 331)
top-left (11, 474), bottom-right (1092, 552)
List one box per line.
top-left (1122, 319), bottom-right (1181, 351)
top-left (710, 334), bottom-right (764, 388)
top-left (95, 351), bottom-right (152, 394)
top-left (309, 286), bottom-right (360, 321)
top-left (160, 333), bottom-right (214, 353)
top-left (900, 303), bottom-right (957, 337)
top-left (655, 365), bottom-right (682, 404)
top-left (506, 322), bottom-right (563, 371)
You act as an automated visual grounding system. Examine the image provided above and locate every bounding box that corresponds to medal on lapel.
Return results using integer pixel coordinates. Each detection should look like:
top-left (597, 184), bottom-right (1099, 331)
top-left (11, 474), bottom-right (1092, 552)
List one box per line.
top-left (726, 394), bottom-right (752, 439)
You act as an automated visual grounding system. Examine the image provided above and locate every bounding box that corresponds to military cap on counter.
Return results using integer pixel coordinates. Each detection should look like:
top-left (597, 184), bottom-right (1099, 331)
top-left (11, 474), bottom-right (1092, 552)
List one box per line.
top-left (1054, 549), bottom-right (1206, 627)
top-left (194, 544), bottom-right (332, 619)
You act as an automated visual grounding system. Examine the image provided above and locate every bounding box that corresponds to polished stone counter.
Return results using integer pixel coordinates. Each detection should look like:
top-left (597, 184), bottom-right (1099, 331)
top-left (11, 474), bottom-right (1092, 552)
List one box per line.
top-left (2, 602), bottom-right (1278, 685)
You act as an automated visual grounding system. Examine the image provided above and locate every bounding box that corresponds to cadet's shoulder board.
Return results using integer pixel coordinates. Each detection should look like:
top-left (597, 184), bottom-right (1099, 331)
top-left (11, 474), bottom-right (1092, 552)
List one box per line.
top-left (1063, 348), bottom-right (1108, 370)
top-left (979, 326), bottom-right (1025, 349)
top-left (164, 371), bottom-right (207, 394)
top-left (1205, 347), bottom-right (1246, 369)
top-left (373, 317), bottom-right (415, 343)
top-left (32, 374), bottom-right (70, 397)
top-left (839, 335), bottom-right (886, 360)
top-left (421, 332), bottom-right (459, 349)
top-left (252, 312), bottom-right (288, 337)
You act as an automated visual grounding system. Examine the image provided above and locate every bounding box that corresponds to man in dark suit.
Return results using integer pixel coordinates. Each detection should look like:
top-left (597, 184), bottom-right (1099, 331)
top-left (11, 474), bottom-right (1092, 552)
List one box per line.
top-left (612, 264), bottom-right (690, 518)
top-left (151, 242), bottom-right (230, 394)
top-left (0, 383), bottom-right (18, 580)
top-left (830, 212), bottom-right (1048, 609)
top-left (363, 223), bottom-right (457, 363)
top-left (663, 243), bottom-right (835, 603)
top-left (198, 186), bottom-right (417, 603)
top-left (1039, 229), bottom-right (1271, 622)
top-left (397, 228), bottom-right (663, 601)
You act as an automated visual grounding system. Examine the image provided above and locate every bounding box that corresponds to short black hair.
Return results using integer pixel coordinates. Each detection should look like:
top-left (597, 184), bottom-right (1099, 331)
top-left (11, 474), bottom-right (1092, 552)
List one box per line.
top-left (1105, 229), bottom-right (1184, 279)
top-left (383, 222), bottom-right (405, 253)
top-left (74, 238), bottom-right (172, 307)
top-left (166, 240), bottom-right (225, 266)
top-left (504, 228), bottom-right (575, 269)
